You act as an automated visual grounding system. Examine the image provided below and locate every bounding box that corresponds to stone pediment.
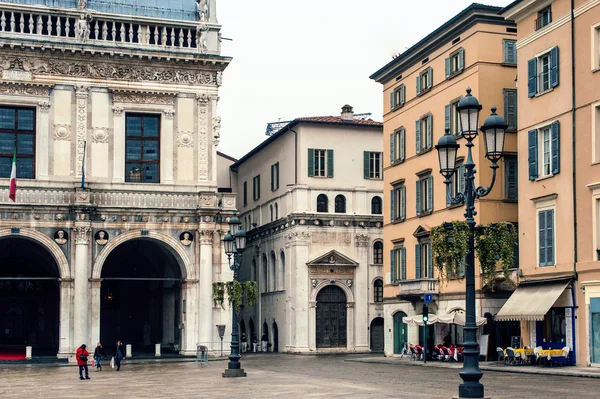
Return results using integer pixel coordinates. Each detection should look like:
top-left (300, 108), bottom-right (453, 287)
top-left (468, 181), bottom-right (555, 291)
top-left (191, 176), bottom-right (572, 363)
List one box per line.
top-left (306, 250), bottom-right (358, 268)
top-left (413, 225), bottom-right (431, 238)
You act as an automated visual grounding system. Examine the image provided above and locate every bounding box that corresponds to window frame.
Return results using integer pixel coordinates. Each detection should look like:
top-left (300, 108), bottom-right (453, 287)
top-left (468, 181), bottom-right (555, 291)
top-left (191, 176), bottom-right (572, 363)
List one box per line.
top-left (537, 208), bottom-right (556, 267)
top-left (314, 149), bottom-right (326, 177)
top-left (504, 155), bottom-right (518, 201)
top-left (539, 52), bottom-right (552, 93)
top-left (535, 6), bottom-right (552, 31)
top-left (416, 114), bottom-right (433, 154)
top-left (503, 39), bottom-right (517, 65)
top-left (540, 126), bottom-right (552, 177)
top-left (391, 183), bottom-right (406, 222)
top-left (124, 113), bottom-right (161, 184)
top-left (391, 84), bottom-right (406, 110)
top-left (503, 89), bottom-right (518, 132)
top-left (317, 194), bottom-right (328, 213)
top-left (253, 174), bottom-right (261, 201)
top-left (243, 181), bottom-right (248, 206)
top-left (416, 174), bottom-right (434, 216)
top-left (416, 237), bottom-right (433, 279)
top-left (447, 161), bottom-right (465, 207)
top-left (446, 48), bottom-right (465, 78)
top-left (371, 196), bottom-right (383, 215)
top-left (0, 105), bottom-right (36, 180)
top-left (592, 23), bottom-right (600, 71)
top-left (271, 162), bottom-right (280, 191)
top-left (391, 243), bottom-right (406, 283)
top-left (373, 279), bottom-right (384, 303)
top-left (416, 67), bottom-right (433, 96)
top-left (334, 194), bottom-right (346, 214)
top-left (391, 127), bottom-right (405, 165)
top-left (373, 241), bottom-right (383, 265)
top-left (367, 151), bottom-right (383, 179)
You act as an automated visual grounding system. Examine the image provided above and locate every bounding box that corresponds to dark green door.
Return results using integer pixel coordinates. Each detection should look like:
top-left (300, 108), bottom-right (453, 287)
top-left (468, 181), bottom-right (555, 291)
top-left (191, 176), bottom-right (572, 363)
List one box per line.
top-left (393, 312), bottom-right (407, 354)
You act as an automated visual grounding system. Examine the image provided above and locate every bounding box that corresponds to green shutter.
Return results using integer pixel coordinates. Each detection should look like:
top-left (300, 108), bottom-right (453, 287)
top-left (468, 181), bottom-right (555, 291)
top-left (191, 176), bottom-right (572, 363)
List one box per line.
top-left (400, 128), bottom-right (405, 161)
top-left (416, 75), bottom-right (421, 95)
top-left (427, 68), bottom-right (433, 88)
top-left (445, 57), bottom-right (451, 78)
top-left (504, 40), bottom-right (516, 64)
top-left (257, 175), bottom-right (261, 200)
top-left (445, 104), bottom-right (451, 130)
top-left (400, 185), bottom-right (406, 221)
top-left (390, 189), bottom-right (396, 222)
top-left (415, 244), bottom-right (422, 279)
top-left (327, 149), bottom-right (334, 178)
top-left (400, 85), bottom-right (406, 105)
top-left (504, 90), bottom-right (517, 131)
top-left (505, 157), bottom-right (518, 200)
top-left (426, 114), bottom-right (433, 149)
top-left (539, 211), bottom-right (547, 265)
top-left (416, 179), bottom-right (422, 215)
top-left (550, 46), bottom-right (559, 88)
top-left (276, 163), bottom-right (280, 189)
top-left (401, 247), bottom-right (406, 280)
top-left (458, 48), bottom-right (465, 71)
top-left (308, 148), bottom-right (315, 177)
top-left (528, 58), bottom-right (538, 97)
top-left (528, 130), bottom-right (538, 180)
top-left (364, 151), bottom-right (370, 179)
top-left (390, 249), bottom-right (396, 283)
top-left (416, 120), bottom-right (421, 154)
top-left (271, 164), bottom-right (274, 191)
top-left (427, 244), bottom-right (433, 278)
top-left (427, 175), bottom-right (434, 213)
top-left (551, 121), bottom-right (560, 175)
top-left (390, 91), bottom-right (396, 109)
top-left (390, 133), bottom-right (396, 164)
top-left (546, 210), bottom-right (554, 265)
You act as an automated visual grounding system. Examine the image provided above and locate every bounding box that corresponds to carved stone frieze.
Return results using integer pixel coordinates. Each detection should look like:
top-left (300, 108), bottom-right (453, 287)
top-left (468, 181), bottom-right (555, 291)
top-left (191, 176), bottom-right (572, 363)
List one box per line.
top-left (92, 127), bottom-right (110, 144)
top-left (309, 267), bottom-right (353, 277)
top-left (213, 116), bottom-right (221, 139)
top-left (355, 233), bottom-right (370, 247)
top-left (53, 124), bottom-right (71, 141)
top-left (177, 131), bottom-right (194, 148)
top-left (199, 230), bottom-right (215, 245)
top-left (196, 93), bottom-right (210, 104)
top-left (286, 231), bottom-right (311, 246)
top-left (75, 86), bottom-right (89, 178)
top-left (199, 194), bottom-right (214, 207)
top-left (0, 83), bottom-right (49, 97)
top-left (113, 92), bottom-right (175, 105)
top-left (163, 109), bottom-right (176, 119)
top-left (198, 101), bottom-right (209, 181)
top-left (73, 226), bottom-right (91, 245)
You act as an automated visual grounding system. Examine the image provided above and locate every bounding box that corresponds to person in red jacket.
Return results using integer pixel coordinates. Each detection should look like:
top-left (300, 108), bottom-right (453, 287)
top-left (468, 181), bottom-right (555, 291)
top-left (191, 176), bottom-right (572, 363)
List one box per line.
top-left (76, 344), bottom-right (91, 380)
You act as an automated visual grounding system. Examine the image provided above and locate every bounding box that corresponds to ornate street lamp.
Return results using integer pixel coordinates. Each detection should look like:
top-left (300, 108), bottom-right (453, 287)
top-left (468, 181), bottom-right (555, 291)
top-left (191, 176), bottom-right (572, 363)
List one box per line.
top-left (222, 215), bottom-right (247, 378)
top-left (435, 88), bottom-right (507, 399)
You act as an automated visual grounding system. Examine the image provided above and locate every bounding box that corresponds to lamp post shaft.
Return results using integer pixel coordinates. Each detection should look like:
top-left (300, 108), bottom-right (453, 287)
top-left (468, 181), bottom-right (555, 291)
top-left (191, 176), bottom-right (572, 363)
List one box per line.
top-left (222, 257), bottom-right (246, 377)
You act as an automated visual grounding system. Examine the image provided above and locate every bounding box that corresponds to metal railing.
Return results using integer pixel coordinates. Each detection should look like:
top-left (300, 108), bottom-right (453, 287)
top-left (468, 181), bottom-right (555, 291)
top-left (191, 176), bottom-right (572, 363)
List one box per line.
top-left (534, 10), bottom-right (552, 31)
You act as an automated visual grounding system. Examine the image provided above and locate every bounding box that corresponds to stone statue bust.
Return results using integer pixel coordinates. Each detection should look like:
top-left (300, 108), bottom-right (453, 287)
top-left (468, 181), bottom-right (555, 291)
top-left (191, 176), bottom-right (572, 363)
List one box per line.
top-left (328, 255), bottom-right (336, 264)
top-left (95, 230), bottom-right (108, 245)
top-left (54, 230), bottom-right (67, 245)
top-left (77, 0), bottom-right (87, 10)
top-left (180, 232), bottom-right (193, 246)
top-left (196, 0), bottom-right (209, 22)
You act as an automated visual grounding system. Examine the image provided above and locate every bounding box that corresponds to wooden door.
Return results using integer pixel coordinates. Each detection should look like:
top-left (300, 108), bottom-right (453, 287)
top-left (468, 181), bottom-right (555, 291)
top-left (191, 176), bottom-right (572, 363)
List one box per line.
top-left (316, 286), bottom-right (347, 348)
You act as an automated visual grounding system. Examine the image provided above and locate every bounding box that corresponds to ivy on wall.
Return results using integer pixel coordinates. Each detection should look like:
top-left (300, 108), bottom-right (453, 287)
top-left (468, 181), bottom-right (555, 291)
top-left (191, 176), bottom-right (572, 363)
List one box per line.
top-left (212, 281), bottom-right (259, 313)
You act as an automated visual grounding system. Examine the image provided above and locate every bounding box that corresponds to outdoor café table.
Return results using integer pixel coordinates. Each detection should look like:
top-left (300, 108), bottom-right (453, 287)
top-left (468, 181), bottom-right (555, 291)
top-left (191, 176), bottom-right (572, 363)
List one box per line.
top-left (514, 348), bottom-right (534, 357)
top-left (537, 349), bottom-right (566, 360)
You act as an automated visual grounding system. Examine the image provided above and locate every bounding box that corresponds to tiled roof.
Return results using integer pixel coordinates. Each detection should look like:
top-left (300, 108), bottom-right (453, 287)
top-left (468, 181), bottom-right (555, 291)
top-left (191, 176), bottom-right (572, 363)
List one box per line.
top-left (295, 116), bottom-right (383, 126)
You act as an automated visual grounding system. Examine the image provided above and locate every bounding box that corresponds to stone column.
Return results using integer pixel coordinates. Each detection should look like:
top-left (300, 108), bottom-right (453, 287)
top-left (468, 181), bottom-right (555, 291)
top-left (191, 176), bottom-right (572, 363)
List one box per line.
top-left (287, 231), bottom-right (311, 352)
top-left (308, 301), bottom-right (316, 350)
top-left (58, 279), bottom-right (73, 358)
top-left (37, 101), bottom-right (51, 180)
top-left (161, 109), bottom-right (175, 184)
top-left (182, 280), bottom-right (199, 355)
top-left (73, 225), bottom-right (91, 351)
top-left (198, 230), bottom-right (214, 347)
top-left (89, 279), bottom-right (102, 347)
top-left (347, 302), bottom-right (356, 349)
top-left (353, 234), bottom-right (370, 351)
top-left (111, 106), bottom-right (125, 183)
top-left (209, 0), bottom-right (217, 23)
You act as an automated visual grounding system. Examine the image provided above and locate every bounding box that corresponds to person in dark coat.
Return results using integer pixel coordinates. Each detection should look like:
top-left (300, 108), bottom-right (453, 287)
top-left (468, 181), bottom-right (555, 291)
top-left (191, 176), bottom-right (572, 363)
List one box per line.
top-left (76, 344), bottom-right (90, 380)
top-left (93, 342), bottom-right (106, 371)
top-left (114, 340), bottom-right (125, 371)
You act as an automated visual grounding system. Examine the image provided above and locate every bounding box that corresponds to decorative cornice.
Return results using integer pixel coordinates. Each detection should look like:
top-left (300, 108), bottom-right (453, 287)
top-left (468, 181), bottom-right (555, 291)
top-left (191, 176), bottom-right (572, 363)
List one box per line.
top-left (286, 231), bottom-right (311, 246)
top-left (0, 82), bottom-right (50, 97)
top-left (113, 92), bottom-right (175, 105)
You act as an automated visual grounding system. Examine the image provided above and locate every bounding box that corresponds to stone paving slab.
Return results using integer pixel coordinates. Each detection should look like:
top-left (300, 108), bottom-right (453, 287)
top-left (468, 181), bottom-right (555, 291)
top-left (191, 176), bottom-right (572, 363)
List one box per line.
top-left (347, 356), bottom-right (600, 379)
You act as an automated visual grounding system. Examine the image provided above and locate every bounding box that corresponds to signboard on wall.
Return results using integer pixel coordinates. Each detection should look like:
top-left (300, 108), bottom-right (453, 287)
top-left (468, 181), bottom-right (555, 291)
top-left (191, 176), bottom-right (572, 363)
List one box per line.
top-left (480, 334), bottom-right (489, 360)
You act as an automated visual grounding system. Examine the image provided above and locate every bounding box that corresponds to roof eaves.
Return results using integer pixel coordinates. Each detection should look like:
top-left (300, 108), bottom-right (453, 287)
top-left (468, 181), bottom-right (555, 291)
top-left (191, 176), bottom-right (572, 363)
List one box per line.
top-left (498, 0), bottom-right (523, 15)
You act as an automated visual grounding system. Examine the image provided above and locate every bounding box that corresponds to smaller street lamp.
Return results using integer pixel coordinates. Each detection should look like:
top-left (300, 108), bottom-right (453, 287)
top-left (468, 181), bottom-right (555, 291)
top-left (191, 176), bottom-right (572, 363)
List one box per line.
top-left (222, 215), bottom-right (247, 378)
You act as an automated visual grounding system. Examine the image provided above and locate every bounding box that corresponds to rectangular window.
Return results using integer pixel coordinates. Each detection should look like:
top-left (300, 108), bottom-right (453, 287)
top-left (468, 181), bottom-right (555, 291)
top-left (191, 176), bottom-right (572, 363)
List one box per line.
top-left (253, 175), bottom-right (261, 201)
top-left (416, 114), bottom-right (433, 154)
top-left (390, 84), bottom-right (406, 110)
top-left (504, 156), bottom-right (518, 201)
top-left (504, 89), bottom-right (518, 131)
top-left (315, 149), bottom-right (326, 177)
top-left (542, 127), bottom-right (551, 176)
top-left (528, 121), bottom-right (560, 180)
top-left (538, 209), bottom-right (555, 266)
top-left (535, 7), bottom-right (552, 31)
top-left (445, 100), bottom-right (461, 136)
top-left (528, 47), bottom-right (559, 97)
top-left (271, 162), bottom-right (279, 191)
top-left (364, 151), bottom-right (382, 179)
top-left (540, 53), bottom-right (551, 92)
top-left (416, 240), bottom-right (433, 279)
top-left (243, 181), bottom-right (248, 206)
top-left (445, 48), bottom-right (465, 78)
top-left (125, 113), bottom-right (160, 183)
top-left (595, 105), bottom-right (600, 163)
top-left (503, 40), bottom-right (517, 64)
top-left (390, 183), bottom-right (406, 222)
top-left (416, 68), bottom-right (433, 95)
top-left (308, 148), bottom-right (333, 178)
top-left (0, 106), bottom-right (35, 179)
top-left (416, 175), bottom-right (433, 215)
top-left (390, 246), bottom-right (406, 282)
top-left (593, 25), bottom-right (600, 70)
top-left (543, 308), bottom-right (565, 343)
top-left (390, 128), bottom-right (405, 164)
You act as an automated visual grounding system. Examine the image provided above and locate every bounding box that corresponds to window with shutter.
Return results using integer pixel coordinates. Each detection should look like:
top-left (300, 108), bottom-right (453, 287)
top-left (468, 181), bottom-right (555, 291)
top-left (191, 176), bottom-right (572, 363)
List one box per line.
top-left (417, 68), bottom-right (432, 95)
top-left (427, 175), bottom-right (434, 213)
top-left (427, 242), bottom-right (433, 278)
top-left (503, 40), bottom-right (517, 64)
top-left (416, 119), bottom-right (421, 154)
top-left (401, 247), bottom-right (406, 280)
top-left (504, 89), bottom-right (518, 131)
top-left (446, 48), bottom-right (465, 78)
top-left (504, 156), bottom-right (518, 201)
top-left (400, 185), bottom-right (406, 221)
top-left (390, 249), bottom-right (396, 283)
top-left (538, 209), bottom-right (555, 266)
top-left (551, 121), bottom-right (560, 174)
top-left (364, 152), bottom-right (382, 179)
top-left (390, 133), bottom-right (396, 164)
top-left (415, 244), bottom-right (421, 279)
top-left (400, 128), bottom-right (406, 161)
top-left (536, 123), bottom-right (559, 178)
top-left (445, 104), bottom-right (451, 130)
top-left (390, 189), bottom-right (396, 222)
top-left (416, 179), bottom-right (422, 216)
top-left (253, 175), bottom-right (261, 201)
top-left (528, 58), bottom-right (538, 97)
top-left (390, 91), bottom-right (396, 110)
top-left (308, 148), bottom-right (315, 177)
top-left (528, 129), bottom-right (538, 180)
top-left (270, 162), bottom-right (280, 191)
top-left (448, 162), bottom-right (464, 206)
top-left (426, 114), bottom-right (433, 149)
top-left (327, 149), bottom-right (334, 178)
top-left (391, 184), bottom-right (405, 222)
top-left (243, 181), bottom-right (248, 206)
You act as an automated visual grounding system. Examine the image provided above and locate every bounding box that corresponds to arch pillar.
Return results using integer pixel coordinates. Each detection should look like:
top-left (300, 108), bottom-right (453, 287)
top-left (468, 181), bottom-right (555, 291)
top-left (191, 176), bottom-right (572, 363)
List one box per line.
top-left (58, 279), bottom-right (74, 358)
top-left (181, 279), bottom-right (199, 355)
top-left (197, 230), bottom-right (214, 349)
top-left (89, 279), bottom-right (102, 350)
top-left (73, 225), bottom-right (91, 354)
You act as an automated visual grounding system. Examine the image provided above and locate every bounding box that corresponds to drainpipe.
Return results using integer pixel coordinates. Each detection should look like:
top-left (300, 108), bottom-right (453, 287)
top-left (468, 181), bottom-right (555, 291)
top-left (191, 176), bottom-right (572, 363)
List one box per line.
top-left (570, 0), bottom-right (578, 365)
top-left (289, 128), bottom-right (299, 185)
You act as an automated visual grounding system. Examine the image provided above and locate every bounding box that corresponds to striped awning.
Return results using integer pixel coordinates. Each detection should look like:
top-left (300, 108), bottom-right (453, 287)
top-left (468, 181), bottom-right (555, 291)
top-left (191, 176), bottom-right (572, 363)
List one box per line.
top-left (402, 313), bottom-right (486, 326)
top-left (495, 280), bottom-right (570, 321)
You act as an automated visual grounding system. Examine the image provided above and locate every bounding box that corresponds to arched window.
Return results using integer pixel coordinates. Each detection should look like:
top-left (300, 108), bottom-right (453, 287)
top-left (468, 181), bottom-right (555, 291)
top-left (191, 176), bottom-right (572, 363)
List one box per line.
top-left (371, 196), bottom-right (382, 215)
top-left (248, 214), bottom-right (252, 230)
top-left (335, 195), bottom-right (346, 213)
top-left (373, 241), bottom-right (383, 264)
top-left (274, 203), bottom-right (278, 220)
top-left (270, 252), bottom-right (277, 292)
top-left (317, 194), bottom-right (328, 213)
top-left (374, 279), bottom-right (383, 302)
top-left (262, 254), bottom-right (268, 293)
top-left (279, 251), bottom-right (286, 290)
top-left (270, 205), bottom-right (274, 222)
top-left (251, 259), bottom-right (257, 282)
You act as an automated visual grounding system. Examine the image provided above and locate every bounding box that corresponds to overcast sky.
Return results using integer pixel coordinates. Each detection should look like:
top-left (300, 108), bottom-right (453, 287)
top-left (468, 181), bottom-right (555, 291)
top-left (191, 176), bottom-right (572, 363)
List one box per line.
top-left (216, 0), bottom-right (510, 159)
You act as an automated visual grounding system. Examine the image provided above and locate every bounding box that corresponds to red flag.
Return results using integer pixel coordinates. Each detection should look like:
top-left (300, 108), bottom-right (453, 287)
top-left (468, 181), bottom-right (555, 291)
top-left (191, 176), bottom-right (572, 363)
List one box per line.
top-left (9, 149), bottom-right (16, 202)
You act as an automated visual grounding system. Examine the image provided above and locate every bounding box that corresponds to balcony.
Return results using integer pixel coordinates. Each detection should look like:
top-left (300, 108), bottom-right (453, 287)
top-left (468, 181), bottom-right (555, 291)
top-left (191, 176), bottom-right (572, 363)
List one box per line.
top-left (397, 278), bottom-right (439, 300)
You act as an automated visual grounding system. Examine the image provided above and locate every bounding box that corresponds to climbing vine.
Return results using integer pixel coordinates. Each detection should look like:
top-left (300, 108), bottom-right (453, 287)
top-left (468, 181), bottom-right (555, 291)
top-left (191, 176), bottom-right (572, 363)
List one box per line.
top-left (212, 281), bottom-right (259, 313)
top-left (432, 221), bottom-right (517, 290)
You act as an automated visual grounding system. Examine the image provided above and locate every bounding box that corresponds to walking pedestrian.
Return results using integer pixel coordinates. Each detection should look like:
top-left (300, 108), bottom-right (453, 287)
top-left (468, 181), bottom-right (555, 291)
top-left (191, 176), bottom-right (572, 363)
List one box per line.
top-left (241, 333), bottom-right (247, 353)
top-left (114, 340), bottom-right (125, 371)
top-left (252, 335), bottom-right (258, 353)
top-left (93, 342), bottom-right (106, 371)
top-left (76, 344), bottom-right (90, 380)
top-left (261, 332), bottom-right (268, 352)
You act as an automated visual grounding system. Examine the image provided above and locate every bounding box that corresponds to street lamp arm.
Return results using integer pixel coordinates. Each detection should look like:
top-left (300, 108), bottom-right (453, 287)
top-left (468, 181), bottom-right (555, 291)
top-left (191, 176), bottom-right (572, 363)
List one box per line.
top-left (443, 178), bottom-right (467, 205)
top-left (474, 163), bottom-right (498, 199)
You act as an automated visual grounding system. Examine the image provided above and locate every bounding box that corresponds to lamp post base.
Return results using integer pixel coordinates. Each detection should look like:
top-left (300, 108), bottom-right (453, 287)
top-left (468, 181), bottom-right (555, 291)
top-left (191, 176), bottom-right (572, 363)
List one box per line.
top-left (222, 368), bottom-right (247, 378)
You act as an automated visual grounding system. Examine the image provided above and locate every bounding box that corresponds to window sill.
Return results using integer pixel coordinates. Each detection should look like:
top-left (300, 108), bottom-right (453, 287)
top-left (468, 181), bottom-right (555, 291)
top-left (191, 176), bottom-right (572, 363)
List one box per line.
top-left (391, 219), bottom-right (406, 224)
top-left (535, 174), bottom-right (555, 182)
top-left (365, 177), bottom-right (383, 181)
top-left (391, 159), bottom-right (405, 166)
top-left (391, 103), bottom-right (405, 112)
top-left (593, 67), bottom-right (600, 74)
top-left (534, 87), bottom-right (554, 98)
top-left (502, 199), bottom-right (518, 203)
top-left (445, 69), bottom-right (464, 80)
top-left (501, 62), bottom-right (517, 68)
top-left (417, 87), bottom-right (432, 97)
top-left (310, 175), bottom-right (330, 179)
top-left (447, 203), bottom-right (464, 210)
top-left (416, 147), bottom-right (433, 156)
top-left (417, 211), bottom-right (432, 218)
top-left (506, 129), bottom-right (518, 134)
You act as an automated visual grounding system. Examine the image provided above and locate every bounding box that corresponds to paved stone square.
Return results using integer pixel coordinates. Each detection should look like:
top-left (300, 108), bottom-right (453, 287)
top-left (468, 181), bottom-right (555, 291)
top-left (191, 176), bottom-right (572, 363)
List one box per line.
top-left (0, 354), bottom-right (597, 398)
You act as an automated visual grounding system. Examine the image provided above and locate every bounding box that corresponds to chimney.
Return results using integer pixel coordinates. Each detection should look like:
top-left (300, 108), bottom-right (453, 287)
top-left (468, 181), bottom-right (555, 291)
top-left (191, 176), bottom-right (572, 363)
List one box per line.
top-left (340, 104), bottom-right (354, 121)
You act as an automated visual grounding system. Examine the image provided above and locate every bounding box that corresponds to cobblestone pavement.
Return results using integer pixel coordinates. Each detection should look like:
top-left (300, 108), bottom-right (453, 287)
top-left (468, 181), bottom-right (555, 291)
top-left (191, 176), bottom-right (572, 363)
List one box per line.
top-left (0, 354), bottom-right (597, 398)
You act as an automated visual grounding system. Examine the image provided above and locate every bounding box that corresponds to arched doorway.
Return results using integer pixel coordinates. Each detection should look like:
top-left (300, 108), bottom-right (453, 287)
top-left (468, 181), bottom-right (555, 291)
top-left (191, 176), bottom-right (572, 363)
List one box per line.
top-left (100, 239), bottom-right (183, 354)
top-left (0, 238), bottom-right (60, 356)
top-left (272, 322), bottom-right (279, 352)
top-left (393, 312), bottom-right (408, 354)
top-left (316, 285), bottom-right (347, 348)
top-left (370, 317), bottom-right (384, 352)
top-left (262, 321), bottom-right (269, 351)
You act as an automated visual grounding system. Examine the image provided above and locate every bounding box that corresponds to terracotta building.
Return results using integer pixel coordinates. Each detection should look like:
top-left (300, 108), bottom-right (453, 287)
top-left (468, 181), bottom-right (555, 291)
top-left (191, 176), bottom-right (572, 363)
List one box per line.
top-left (499, 0), bottom-right (600, 366)
top-left (370, 3), bottom-right (519, 357)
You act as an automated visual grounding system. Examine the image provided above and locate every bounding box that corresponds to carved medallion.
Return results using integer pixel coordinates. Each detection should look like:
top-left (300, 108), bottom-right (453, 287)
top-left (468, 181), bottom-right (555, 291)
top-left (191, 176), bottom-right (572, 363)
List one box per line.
top-left (53, 124), bottom-right (71, 141)
top-left (92, 128), bottom-right (110, 144)
top-left (177, 131), bottom-right (194, 147)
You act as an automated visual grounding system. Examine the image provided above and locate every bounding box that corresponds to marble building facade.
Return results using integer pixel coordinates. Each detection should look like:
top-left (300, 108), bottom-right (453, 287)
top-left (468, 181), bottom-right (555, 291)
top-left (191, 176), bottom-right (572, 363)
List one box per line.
top-left (0, 0), bottom-right (234, 359)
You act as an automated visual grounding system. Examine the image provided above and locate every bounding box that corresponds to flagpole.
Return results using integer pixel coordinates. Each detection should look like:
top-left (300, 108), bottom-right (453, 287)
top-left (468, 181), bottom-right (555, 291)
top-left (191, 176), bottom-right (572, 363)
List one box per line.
top-left (81, 141), bottom-right (86, 189)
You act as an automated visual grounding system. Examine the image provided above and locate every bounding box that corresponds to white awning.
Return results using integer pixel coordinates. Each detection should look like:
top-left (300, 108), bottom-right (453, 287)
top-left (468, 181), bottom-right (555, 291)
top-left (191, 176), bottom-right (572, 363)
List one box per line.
top-left (402, 313), bottom-right (486, 326)
top-left (495, 280), bottom-right (570, 321)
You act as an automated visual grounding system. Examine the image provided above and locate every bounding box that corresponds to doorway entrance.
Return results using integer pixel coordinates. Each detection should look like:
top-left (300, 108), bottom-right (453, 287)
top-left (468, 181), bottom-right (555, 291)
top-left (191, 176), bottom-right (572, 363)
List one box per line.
top-left (393, 312), bottom-right (407, 354)
top-left (316, 285), bottom-right (347, 348)
top-left (100, 239), bottom-right (182, 354)
top-left (272, 322), bottom-right (279, 352)
top-left (0, 238), bottom-right (60, 357)
top-left (370, 317), bottom-right (384, 352)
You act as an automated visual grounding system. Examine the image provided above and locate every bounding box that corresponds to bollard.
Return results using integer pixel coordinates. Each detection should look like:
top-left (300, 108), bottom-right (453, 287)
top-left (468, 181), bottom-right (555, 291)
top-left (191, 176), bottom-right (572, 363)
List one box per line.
top-left (126, 344), bottom-right (132, 357)
top-left (26, 346), bottom-right (32, 359)
top-left (155, 344), bottom-right (161, 357)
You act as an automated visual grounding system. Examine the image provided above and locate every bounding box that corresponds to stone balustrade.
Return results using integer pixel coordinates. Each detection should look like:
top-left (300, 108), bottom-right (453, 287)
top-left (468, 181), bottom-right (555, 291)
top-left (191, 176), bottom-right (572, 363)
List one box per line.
top-left (397, 278), bottom-right (439, 297)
